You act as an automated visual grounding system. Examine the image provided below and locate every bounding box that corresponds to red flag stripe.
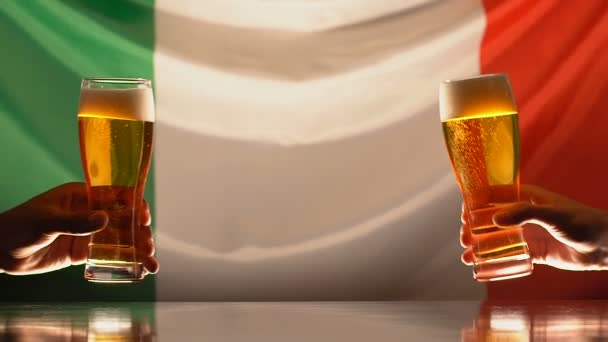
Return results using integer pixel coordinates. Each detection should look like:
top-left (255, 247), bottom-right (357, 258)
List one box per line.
top-left (480, 0), bottom-right (608, 300)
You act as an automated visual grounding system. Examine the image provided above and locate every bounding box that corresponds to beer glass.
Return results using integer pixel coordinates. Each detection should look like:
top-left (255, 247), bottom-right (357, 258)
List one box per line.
top-left (439, 73), bottom-right (533, 281)
top-left (78, 78), bottom-right (155, 282)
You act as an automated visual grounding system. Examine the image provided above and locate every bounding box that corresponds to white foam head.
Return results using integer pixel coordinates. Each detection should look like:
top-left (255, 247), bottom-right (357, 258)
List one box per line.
top-left (78, 79), bottom-right (155, 122)
top-left (439, 74), bottom-right (517, 121)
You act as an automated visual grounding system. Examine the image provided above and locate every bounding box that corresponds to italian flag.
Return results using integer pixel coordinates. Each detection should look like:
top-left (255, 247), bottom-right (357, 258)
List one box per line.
top-left (0, 0), bottom-right (606, 302)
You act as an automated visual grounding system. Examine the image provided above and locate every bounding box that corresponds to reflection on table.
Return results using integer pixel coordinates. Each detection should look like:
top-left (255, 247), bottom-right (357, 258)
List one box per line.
top-left (2, 301), bottom-right (608, 341)
top-left (463, 300), bottom-right (608, 341)
top-left (0, 302), bottom-right (155, 341)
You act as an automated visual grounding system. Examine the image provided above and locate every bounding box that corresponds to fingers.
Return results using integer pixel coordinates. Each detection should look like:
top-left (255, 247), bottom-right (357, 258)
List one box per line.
top-left (460, 203), bottom-right (472, 247)
top-left (136, 226), bottom-right (155, 257)
top-left (136, 225), bottom-right (158, 274)
top-left (459, 201), bottom-right (473, 266)
top-left (138, 246), bottom-right (159, 274)
top-left (71, 236), bottom-right (92, 265)
top-left (461, 248), bottom-right (473, 265)
top-left (63, 182), bottom-right (89, 211)
top-left (69, 225), bottom-right (159, 274)
top-left (142, 256), bottom-right (160, 274)
top-left (492, 203), bottom-right (572, 228)
top-left (141, 199), bottom-right (151, 226)
top-left (40, 210), bottom-right (109, 236)
top-left (461, 203), bottom-right (469, 224)
top-left (460, 224), bottom-right (472, 248)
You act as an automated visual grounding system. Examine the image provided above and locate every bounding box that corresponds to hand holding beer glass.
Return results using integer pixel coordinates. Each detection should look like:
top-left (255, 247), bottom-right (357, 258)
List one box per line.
top-left (439, 74), bottom-right (533, 281)
top-left (78, 78), bottom-right (155, 282)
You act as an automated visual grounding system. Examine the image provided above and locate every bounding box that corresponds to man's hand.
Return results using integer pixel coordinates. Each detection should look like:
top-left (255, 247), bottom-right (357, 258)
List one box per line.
top-left (461, 185), bottom-right (608, 271)
top-left (0, 182), bottom-right (159, 275)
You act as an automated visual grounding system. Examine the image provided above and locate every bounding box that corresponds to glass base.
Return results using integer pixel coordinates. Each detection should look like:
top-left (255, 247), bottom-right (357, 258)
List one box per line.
top-left (473, 254), bottom-right (533, 282)
top-left (85, 261), bottom-right (144, 283)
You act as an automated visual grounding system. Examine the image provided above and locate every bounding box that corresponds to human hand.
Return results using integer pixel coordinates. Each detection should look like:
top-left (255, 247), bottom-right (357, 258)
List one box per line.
top-left (0, 182), bottom-right (159, 275)
top-left (461, 185), bottom-right (608, 271)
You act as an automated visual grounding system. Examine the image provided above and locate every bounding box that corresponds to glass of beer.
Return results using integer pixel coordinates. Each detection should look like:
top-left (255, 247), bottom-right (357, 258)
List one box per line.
top-left (78, 78), bottom-right (155, 282)
top-left (439, 73), bottom-right (533, 282)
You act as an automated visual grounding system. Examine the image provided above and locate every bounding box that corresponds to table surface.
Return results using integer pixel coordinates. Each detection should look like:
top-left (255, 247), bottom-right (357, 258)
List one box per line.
top-left (0, 300), bottom-right (606, 341)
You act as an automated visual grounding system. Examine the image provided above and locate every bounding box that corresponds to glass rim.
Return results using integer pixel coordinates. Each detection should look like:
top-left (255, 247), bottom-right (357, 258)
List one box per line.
top-left (82, 77), bottom-right (151, 88)
top-left (442, 73), bottom-right (507, 84)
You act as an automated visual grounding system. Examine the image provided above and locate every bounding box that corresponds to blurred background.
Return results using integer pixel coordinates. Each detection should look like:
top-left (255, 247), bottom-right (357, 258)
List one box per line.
top-left (0, 0), bottom-right (606, 301)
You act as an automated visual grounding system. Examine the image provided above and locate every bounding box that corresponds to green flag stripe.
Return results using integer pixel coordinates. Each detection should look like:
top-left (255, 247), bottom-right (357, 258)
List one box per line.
top-left (0, 0), bottom-right (156, 301)
top-left (0, 107), bottom-right (75, 208)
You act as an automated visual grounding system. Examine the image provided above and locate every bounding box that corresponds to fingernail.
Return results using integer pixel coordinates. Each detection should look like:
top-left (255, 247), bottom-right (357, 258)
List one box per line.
top-left (88, 212), bottom-right (108, 228)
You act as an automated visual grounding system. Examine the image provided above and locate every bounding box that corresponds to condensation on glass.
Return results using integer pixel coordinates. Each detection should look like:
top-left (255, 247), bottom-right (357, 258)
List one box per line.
top-left (78, 78), bottom-right (155, 282)
top-left (439, 74), bottom-right (533, 282)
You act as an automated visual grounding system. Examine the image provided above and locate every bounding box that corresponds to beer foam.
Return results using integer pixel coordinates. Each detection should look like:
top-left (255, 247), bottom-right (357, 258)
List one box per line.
top-left (439, 74), bottom-right (517, 121)
top-left (78, 88), bottom-right (155, 122)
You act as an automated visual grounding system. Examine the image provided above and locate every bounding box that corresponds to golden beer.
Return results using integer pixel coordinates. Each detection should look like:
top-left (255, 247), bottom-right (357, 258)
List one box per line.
top-left (439, 74), bottom-right (532, 281)
top-left (78, 78), bottom-right (154, 282)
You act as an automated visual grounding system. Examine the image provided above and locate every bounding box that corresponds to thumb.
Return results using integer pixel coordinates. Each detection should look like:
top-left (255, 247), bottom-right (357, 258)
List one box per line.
top-left (40, 210), bottom-right (109, 236)
top-left (493, 203), bottom-right (572, 228)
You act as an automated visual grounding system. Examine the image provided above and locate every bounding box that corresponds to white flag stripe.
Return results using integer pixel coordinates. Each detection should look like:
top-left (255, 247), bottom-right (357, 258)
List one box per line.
top-left (154, 0), bottom-right (485, 300)
top-left (156, 0), bottom-right (437, 32)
